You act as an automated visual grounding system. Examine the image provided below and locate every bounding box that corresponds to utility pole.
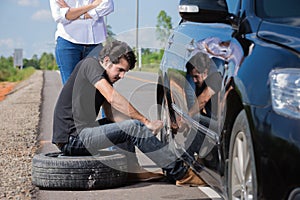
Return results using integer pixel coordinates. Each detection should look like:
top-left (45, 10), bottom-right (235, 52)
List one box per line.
top-left (136, 0), bottom-right (141, 71)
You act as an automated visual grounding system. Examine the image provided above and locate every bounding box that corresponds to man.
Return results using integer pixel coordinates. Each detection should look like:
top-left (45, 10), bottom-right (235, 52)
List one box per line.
top-left (183, 52), bottom-right (222, 160)
top-left (52, 40), bottom-right (205, 186)
top-left (186, 52), bottom-right (222, 119)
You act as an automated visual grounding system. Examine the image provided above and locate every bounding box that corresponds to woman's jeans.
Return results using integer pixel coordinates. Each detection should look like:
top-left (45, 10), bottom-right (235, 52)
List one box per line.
top-left (55, 36), bottom-right (102, 84)
top-left (60, 119), bottom-right (188, 181)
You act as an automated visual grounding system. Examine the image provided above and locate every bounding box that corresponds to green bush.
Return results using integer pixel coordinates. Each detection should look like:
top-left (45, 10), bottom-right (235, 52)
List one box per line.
top-left (7, 67), bottom-right (36, 82)
top-left (0, 68), bottom-right (17, 81)
top-left (0, 67), bottom-right (35, 82)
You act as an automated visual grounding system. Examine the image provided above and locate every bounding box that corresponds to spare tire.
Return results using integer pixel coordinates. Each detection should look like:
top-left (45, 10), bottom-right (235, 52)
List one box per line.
top-left (32, 151), bottom-right (128, 190)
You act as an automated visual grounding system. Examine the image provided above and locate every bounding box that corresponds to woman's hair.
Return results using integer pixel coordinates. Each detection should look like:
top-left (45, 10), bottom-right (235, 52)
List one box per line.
top-left (99, 40), bottom-right (136, 70)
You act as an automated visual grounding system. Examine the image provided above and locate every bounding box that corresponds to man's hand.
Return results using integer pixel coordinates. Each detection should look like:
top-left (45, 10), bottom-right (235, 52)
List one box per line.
top-left (144, 120), bottom-right (163, 136)
top-left (177, 117), bottom-right (191, 137)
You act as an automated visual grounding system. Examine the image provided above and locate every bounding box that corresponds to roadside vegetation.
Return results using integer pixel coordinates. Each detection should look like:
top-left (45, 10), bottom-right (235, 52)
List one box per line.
top-left (133, 10), bottom-right (172, 73)
top-left (0, 53), bottom-right (56, 82)
top-left (134, 49), bottom-right (164, 73)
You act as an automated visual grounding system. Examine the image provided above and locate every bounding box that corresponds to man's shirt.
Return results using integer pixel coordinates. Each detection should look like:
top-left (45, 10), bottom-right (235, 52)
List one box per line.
top-left (52, 57), bottom-right (106, 144)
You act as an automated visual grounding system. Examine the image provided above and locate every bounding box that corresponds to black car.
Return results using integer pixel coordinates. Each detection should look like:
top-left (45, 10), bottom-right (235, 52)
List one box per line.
top-left (156, 0), bottom-right (300, 199)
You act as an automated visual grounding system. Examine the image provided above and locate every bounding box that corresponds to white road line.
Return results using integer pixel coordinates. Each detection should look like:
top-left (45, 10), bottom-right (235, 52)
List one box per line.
top-left (126, 74), bottom-right (156, 84)
top-left (198, 186), bottom-right (222, 199)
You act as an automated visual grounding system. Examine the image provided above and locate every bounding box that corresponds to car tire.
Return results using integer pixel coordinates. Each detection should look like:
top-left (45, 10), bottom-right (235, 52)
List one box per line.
top-left (32, 151), bottom-right (128, 190)
top-left (228, 110), bottom-right (258, 200)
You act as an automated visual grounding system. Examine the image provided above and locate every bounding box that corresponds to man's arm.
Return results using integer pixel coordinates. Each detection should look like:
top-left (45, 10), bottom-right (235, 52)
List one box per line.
top-left (95, 78), bottom-right (163, 133)
top-left (188, 86), bottom-right (215, 117)
top-left (102, 100), bottom-right (129, 122)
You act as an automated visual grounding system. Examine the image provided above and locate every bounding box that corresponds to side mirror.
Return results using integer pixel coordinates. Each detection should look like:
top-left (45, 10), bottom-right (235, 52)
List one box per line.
top-left (179, 0), bottom-right (229, 23)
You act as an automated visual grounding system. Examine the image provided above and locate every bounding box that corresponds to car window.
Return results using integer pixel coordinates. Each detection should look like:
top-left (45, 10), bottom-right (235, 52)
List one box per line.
top-left (256, 0), bottom-right (300, 18)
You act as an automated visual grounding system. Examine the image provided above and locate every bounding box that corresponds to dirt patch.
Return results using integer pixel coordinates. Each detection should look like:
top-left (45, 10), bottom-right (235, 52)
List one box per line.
top-left (0, 82), bottom-right (18, 101)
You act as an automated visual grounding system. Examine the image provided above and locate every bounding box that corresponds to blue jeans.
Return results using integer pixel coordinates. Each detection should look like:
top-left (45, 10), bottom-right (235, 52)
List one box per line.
top-left (55, 36), bottom-right (102, 84)
top-left (61, 119), bottom-right (188, 181)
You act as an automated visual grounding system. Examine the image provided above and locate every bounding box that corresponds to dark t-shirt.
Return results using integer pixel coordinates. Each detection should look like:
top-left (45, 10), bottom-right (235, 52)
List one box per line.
top-left (195, 69), bottom-right (222, 118)
top-left (52, 57), bottom-right (106, 144)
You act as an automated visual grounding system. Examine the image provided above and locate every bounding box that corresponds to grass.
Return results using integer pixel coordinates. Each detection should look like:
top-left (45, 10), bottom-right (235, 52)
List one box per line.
top-left (132, 63), bottom-right (160, 73)
top-left (5, 67), bottom-right (36, 82)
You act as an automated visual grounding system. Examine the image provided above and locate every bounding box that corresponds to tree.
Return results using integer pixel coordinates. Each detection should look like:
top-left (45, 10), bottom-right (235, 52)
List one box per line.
top-left (0, 56), bottom-right (13, 70)
top-left (106, 24), bottom-right (115, 40)
top-left (0, 56), bottom-right (16, 81)
top-left (39, 53), bottom-right (57, 70)
top-left (23, 55), bottom-right (39, 69)
top-left (156, 10), bottom-right (173, 46)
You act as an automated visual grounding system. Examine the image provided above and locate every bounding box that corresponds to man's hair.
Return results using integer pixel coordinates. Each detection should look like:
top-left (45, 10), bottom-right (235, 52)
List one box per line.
top-left (99, 40), bottom-right (136, 70)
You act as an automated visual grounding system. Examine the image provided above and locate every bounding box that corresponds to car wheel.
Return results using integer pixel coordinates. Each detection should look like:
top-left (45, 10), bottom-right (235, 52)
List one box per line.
top-left (228, 110), bottom-right (258, 200)
top-left (32, 151), bottom-right (128, 190)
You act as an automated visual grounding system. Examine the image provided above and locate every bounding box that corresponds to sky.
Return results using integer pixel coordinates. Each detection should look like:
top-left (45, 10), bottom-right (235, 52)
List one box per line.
top-left (0, 0), bottom-right (181, 59)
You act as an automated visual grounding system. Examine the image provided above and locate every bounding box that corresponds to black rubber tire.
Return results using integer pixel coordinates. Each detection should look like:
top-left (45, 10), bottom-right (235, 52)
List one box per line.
top-left (228, 110), bottom-right (258, 200)
top-left (32, 151), bottom-right (128, 190)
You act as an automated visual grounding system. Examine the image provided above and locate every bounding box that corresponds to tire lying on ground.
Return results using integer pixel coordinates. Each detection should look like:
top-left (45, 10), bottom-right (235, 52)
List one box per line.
top-left (32, 151), bottom-right (128, 190)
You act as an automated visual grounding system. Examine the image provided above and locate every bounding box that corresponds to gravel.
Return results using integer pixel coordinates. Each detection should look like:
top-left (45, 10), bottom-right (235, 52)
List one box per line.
top-left (0, 71), bottom-right (43, 199)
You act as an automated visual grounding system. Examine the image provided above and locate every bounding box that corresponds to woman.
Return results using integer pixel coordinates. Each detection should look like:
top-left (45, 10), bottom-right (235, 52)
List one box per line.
top-left (49, 0), bottom-right (114, 84)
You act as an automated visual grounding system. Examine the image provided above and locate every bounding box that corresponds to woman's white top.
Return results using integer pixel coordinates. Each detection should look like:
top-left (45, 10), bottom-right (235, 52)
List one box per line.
top-left (50, 0), bottom-right (114, 44)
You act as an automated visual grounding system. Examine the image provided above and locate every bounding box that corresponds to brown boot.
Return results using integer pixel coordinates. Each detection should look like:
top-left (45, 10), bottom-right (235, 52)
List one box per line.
top-left (127, 171), bottom-right (165, 182)
top-left (176, 168), bottom-right (206, 187)
top-left (127, 165), bottom-right (165, 183)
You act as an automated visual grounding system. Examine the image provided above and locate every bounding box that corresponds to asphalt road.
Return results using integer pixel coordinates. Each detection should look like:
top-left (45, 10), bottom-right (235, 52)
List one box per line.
top-left (35, 70), bottom-right (222, 200)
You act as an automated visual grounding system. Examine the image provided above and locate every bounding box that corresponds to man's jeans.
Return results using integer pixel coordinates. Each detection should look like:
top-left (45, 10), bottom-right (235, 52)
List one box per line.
top-left (60, 119), bottom-right (188, 181)
top-left (55, 36), bottom-right (102, 84)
